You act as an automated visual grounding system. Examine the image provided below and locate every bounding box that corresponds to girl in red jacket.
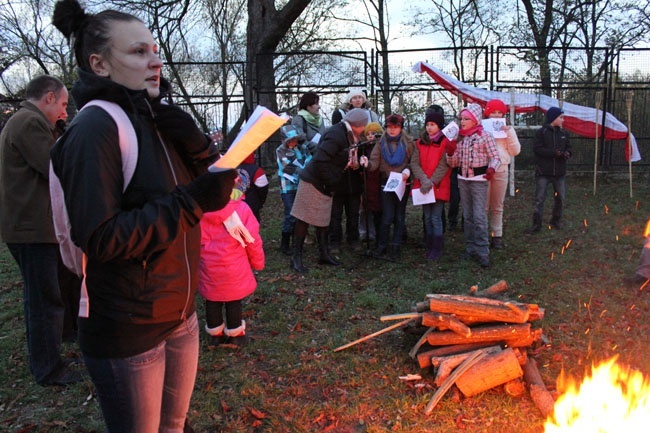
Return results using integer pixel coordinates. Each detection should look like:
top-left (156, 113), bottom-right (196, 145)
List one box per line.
top-left (413, 111), bottom-right (453, 260)
top-left (199, 195), bottom-right (265, 347)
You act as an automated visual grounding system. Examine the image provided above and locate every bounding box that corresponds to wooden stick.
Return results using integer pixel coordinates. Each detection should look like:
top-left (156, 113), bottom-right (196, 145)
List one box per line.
top-left (421, 312), bottom-right (472, 337)
top-left (332, 318), bottom-right (413, 352)
top-left (424, 349), bottom-right (487, 415)
top-left (469, 280), bottom-right (508, 297)
top-left (409, 327), bottom-right (433, 359)
top-left (626, 91), bottom-right (634, 198)
top-left (417, 342), bottom-right (496, 369)
top-left (593, 91), bottom-right (602, 195)
top-left (426, 323), bottom-right (531, 346)
top-left (380, 312), bottom-right (421, 322)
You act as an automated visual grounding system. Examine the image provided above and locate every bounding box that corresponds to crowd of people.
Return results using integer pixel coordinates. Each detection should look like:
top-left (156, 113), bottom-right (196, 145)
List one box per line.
top-left (3, 2), bottom-right (648, 432)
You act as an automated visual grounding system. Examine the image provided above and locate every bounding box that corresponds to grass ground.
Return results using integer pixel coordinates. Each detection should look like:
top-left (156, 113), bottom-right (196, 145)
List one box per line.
top-left (0, 171), bottom-right (649, 433)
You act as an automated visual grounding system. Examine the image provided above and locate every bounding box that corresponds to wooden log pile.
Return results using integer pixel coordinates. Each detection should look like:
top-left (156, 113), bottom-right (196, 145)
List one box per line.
top-left (379, 280), bottom-right (555, 415)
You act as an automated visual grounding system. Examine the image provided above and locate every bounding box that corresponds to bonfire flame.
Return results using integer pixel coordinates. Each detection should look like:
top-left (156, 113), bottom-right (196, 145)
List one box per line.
top-left (545, 357), bottom-right (650, 432)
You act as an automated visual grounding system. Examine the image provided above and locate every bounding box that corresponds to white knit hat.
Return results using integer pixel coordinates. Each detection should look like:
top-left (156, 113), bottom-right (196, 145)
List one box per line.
top-left (346, 88), bottom-right (367, 103)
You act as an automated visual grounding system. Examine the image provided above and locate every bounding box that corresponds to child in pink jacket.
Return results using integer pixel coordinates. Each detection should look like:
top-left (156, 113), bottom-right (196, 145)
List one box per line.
top-left (199, 196), bottom-right (265, 347)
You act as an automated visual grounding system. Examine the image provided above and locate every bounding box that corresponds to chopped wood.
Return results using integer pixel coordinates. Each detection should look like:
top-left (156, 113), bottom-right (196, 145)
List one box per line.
top-left (417, 342), bottom-right (498, 369)
top-left (426, 323), bottom-right (532, 346)
top-left (417, 294), bottom-right (541, 324)
top-left (504, 379), bottom-right (526, 397)
top-left (421, 312), bottom-right (472, 337)
top-left (333, 318), bottom-right (413, 352)
top-left (432, 346), bottom-right (503, 387)
top-left (470, 280), bottom-right (508, 297)
top-left (505, 327), bottom-right (543, 348)
top-left (424, 349), bottom-right (487, 415)
top-left (523, 358), bottom-right (555, 417)
top-left (455, 347), bottom-right (524, 397)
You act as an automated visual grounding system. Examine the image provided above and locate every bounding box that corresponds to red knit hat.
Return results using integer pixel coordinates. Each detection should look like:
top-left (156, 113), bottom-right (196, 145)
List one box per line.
top-left (484, 99), bottom-right (507, 117)
top-left (385, 113), bottom-right (404, 128)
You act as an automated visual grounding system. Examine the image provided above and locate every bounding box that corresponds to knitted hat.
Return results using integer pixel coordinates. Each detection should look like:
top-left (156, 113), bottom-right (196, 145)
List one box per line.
top-left (385, 113), bottom-right (404, 128)
top-left (426, 104), bottom-right (445, 116)
top-left (425, 111), bottom-right (445, 130)
top-left (344, 108), bottom-right (370, 127)
top-left (546, 107), bottom-right (564, 124)
top-left (461, 103), bottom-right (483, 123)
top-left (484, 99), bottom-right (507, 117)
top-left (281, 125), bottom-right (301, 144)
top-left (364, 122), bottom-right (383, 136)
top-left (346, 88), bottom-right (367, 103)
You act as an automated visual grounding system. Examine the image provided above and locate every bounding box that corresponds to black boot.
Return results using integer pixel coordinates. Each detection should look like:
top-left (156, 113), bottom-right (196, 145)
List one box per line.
top-left (280, 232), bottom-right (292, 256)
top-left (316, 227), bottom-right (341, 266)
top-left (427, 235), bottom-right (443, 260)
top-left (524, 214), bottom-right (542, 234)
top-left (291, 235), bottom-right (308, 273)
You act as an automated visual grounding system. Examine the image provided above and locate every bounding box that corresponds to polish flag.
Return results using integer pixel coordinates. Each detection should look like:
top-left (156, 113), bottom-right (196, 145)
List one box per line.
top-left (413, 61), bottom-right (641, 162)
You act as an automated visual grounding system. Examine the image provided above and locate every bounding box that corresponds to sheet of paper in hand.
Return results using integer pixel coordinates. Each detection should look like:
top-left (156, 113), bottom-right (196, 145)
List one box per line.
top-left (412, 188), bottom-right (436, 205)
top-left (482, 118), bottom-right (507, 138)
top-left (210, 106), bottom-right (289, 171)
top-left (383, 171), bottom-right (406, 201)
top-left (442, 121), bottom-right (459, 141)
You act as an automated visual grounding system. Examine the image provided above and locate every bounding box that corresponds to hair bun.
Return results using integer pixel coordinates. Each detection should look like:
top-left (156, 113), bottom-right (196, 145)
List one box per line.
top-left (52, 0), bottom-right (88, 39)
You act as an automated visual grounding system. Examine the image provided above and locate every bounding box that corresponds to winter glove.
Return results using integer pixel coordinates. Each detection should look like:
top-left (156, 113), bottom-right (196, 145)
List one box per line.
top-left (183, 169), bottom-right (237, 213)
top-left (483, 167), bottom-right (495, 181)
top-left (563, 151), bottom-right (571, 160)
top-left (554, 150), bottom-right (564, 158)
top-left (419, 178), bottom-right (433, 194)
top-left (154, 104), bottom-right (210, 155)
top-left (446, 141), bottom-right (457, 156)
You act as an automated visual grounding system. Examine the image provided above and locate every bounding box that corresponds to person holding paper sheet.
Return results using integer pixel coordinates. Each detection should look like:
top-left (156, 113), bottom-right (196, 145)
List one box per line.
top-left (51, 1), bottom-right (236, 430)
top-left (289, 108), bottom-right (369, 273)
top-left (483, 99), bottom-right (521, 249)
top-left (446, 103), bottom-right (501, 268)
top-left (291, 92), bottom-right (326, 155)
top-left (276, 125), bottom-right (312, 255)
top-left (413, 111), bottom-right (453, 260)
top-left (331, 88), bottom-right (379, 126)
top-left (360, 114), bottom-right (424, 261)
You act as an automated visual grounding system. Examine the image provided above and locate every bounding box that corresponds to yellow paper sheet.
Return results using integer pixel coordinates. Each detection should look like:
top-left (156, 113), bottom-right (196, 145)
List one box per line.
top-left (211, 106), bottom-right (289, 171)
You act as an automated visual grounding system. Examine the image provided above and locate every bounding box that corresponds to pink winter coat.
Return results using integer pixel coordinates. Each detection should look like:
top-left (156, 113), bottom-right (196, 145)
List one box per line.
top-left (198, 199), bottom-right (265, 302)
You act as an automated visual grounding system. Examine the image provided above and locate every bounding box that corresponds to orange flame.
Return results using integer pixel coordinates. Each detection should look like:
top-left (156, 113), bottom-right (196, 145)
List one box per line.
top-left (644, 220), bottom-right (650, 238)
top-left (544, 357), bottom-right (650, 432)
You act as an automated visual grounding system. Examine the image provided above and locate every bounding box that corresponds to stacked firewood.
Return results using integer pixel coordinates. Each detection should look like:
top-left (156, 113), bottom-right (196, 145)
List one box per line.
top-left (378, 280), bottom-right (555, 415)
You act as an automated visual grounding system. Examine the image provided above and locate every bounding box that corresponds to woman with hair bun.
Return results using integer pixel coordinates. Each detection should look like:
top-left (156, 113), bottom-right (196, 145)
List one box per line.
top-left (51, 0), bottom-right (235, 431)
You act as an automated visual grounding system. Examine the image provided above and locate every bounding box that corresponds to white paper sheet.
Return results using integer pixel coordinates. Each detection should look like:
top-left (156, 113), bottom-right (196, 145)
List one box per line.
top-left (481, 118), bottom-right (507, 138)
top-left (211, 106), bottom-right (289, 171)
top-left (442, 121), bottom-right (459, 141)
top-left (411, 188), bottom-right (436, 205)
top-left (383, 171), bottom-right (406, 201)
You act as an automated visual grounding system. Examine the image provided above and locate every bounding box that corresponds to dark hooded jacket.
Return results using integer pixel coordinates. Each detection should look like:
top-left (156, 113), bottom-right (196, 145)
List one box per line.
top-left (51, 69), bottom-right (210, 358)
top-left (533, 123), bottom-right (571, 177)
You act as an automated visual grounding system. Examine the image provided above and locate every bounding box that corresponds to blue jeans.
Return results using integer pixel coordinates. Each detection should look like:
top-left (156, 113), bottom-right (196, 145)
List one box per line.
top-left (7, 243), bottom-right (66, 384)
top-left (533, 175), bottom-right (566, 225)
top-left (281, 192), bottom-right (297, 234)
top-left (84, 313), bottom-right (199, 433)
top-left (423, 201), bottom-right (445, 237)
top-left (458, 179), bottom-right (490, 259)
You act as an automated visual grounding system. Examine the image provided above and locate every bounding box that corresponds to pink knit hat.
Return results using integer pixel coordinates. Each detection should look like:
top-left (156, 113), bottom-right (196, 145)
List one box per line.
top-left (461, 103), bottom-right (483, 123)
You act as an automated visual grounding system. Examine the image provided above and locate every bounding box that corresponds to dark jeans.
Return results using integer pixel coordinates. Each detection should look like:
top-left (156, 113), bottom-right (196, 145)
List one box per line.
top-left (533, 175), bottom-right (566, 224)
top-left (7, 243), bottom-right (66, 384)
top-left (280, 192), bottom-right (297, 234)
top-left (329, 191), bottom-right (361, 245)
top-left (84, 313), bottom-right (199, 433)
top-left (377, 188), bottom-right (409, 248)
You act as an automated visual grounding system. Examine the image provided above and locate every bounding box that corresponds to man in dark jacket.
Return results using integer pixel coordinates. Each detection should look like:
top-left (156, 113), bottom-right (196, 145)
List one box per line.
top-left (0, 75), bottom-right (81, 386)
top-left (525, 107), bottom-right (572, 233)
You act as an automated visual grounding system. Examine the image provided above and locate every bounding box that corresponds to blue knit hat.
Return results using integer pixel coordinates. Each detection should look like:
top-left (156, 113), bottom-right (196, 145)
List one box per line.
top-left (546, 107), bottom-right (564, 124)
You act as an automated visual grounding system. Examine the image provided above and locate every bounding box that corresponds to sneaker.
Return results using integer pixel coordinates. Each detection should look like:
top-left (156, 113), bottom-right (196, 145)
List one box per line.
top-left (478, 256), bottom-right (490, 268)
top-left (490, 237), bottom-right (504, 249)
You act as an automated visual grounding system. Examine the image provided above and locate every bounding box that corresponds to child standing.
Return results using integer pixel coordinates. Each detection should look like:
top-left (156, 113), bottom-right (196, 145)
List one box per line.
top-left (483, 99), bottom-right (521, 249)
top-left (276, 125), bottom-right (312, 255)
top-left (199, 196), bottom-right (265, 347)
top-left (446, 103), bottom-right (501, 268)
top-left (413, 111), bottom-right (453, 260)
